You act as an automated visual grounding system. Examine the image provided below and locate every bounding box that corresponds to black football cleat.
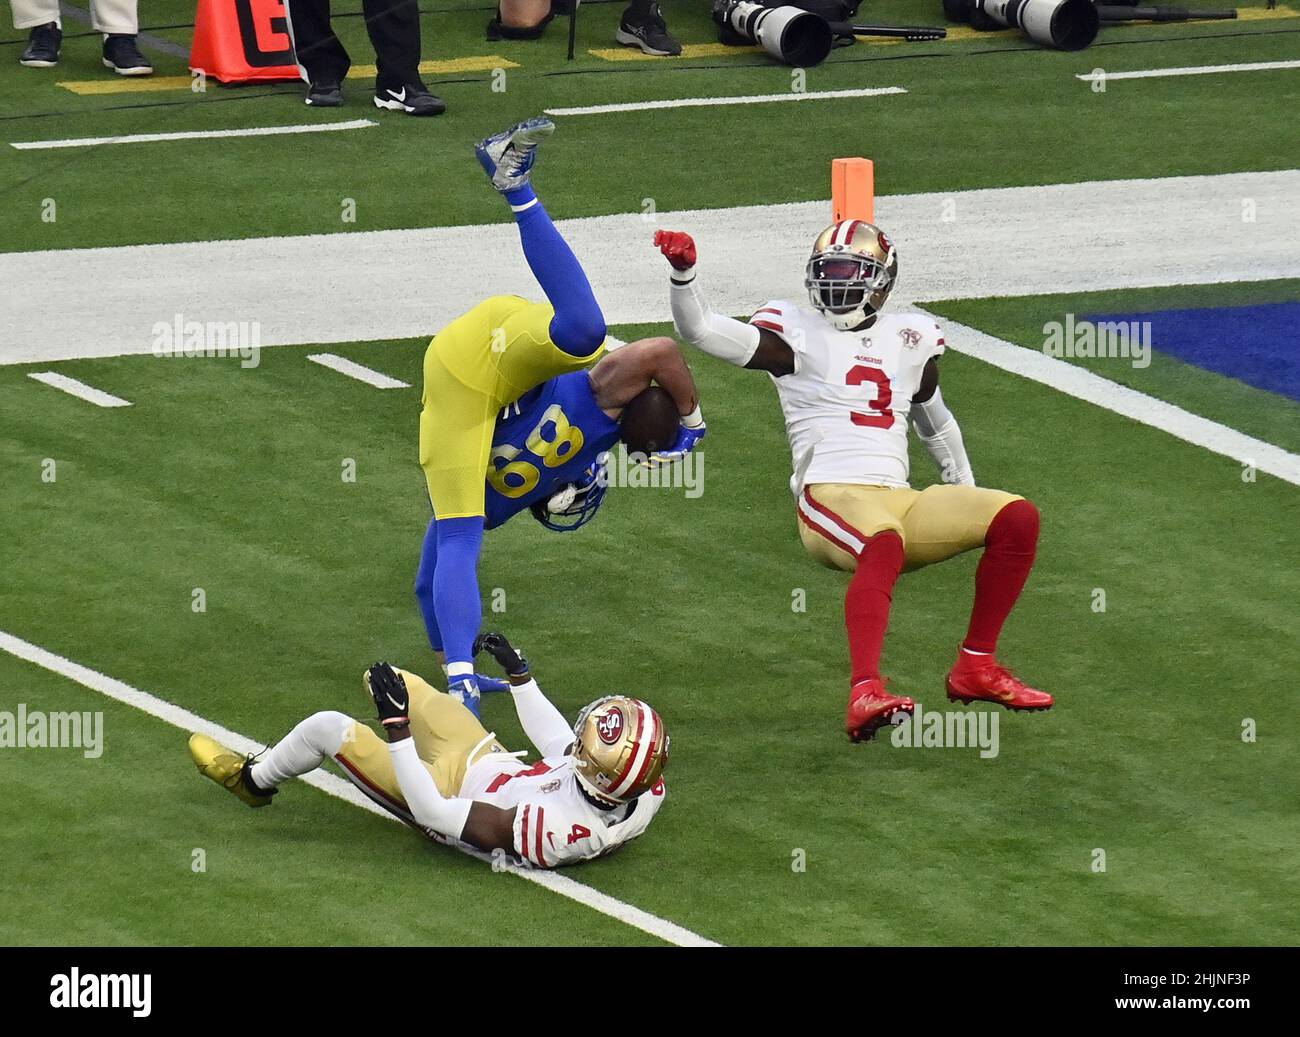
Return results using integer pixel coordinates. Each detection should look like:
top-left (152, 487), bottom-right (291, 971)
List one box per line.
top-left (20, 22), bottom-right (62, 68)
top-left (305, 80), bottom-right (344, 107)
top-left (373, 82), bottom-right (446, 116)
top-left (102, 35), bottom-right (153, 76)
top-left (615, 1), bottom-right (682, 56)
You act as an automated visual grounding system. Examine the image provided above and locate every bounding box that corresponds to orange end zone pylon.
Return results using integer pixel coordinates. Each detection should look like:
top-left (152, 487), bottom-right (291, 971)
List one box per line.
top-left (832, 157), bottom-right (875, 224)
top-left (190, 0), bottom-right (301, 85)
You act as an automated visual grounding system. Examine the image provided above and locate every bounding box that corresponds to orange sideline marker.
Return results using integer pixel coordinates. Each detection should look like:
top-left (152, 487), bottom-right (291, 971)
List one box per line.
top-left (832, 157), bottom-right (875, 224)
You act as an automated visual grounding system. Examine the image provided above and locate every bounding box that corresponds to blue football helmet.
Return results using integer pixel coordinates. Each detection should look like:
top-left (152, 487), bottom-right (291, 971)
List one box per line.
top-left (530, 453), bottom-right (610, 533)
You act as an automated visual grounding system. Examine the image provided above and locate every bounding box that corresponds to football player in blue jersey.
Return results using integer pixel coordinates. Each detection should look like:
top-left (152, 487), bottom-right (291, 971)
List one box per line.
top-left (416, 336), bottom-right (706, 715)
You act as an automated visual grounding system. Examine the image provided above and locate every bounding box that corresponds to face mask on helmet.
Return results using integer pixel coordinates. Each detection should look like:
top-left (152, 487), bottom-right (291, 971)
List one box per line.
top-left (807, 254), bottom-right (891, 317)
top-left (529, 455), bottom-right (609, 533)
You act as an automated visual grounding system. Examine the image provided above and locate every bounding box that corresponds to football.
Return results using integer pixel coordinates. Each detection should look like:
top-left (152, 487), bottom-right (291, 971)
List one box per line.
top-left (618, 385), bottom-right (680, 457)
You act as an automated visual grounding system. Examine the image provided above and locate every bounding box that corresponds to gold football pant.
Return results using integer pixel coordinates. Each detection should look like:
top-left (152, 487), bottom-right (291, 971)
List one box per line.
top-left (797, 483), bottom-right (1022, 572)
top-left (335, 669), bottom-right (510, 812)
top-left (419, 294), bottom-right (605, 519)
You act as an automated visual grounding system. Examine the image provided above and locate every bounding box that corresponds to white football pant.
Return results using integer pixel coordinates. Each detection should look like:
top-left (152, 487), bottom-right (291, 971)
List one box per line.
top-left (11, 0), bottom-right (139, 35)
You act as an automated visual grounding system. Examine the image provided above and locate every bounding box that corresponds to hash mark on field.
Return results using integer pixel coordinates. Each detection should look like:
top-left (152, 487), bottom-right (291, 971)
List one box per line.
top-left (10, 120), bottom-right (378, 151)
top-left (27, 372), bottom-right (131, 408)
top-left (307, 353), bottom-right (410, 389)
top-left (0, 628), bottom-right (720, 948)
top-left (545, 87), bottom-right (906, 117)
top-left (1077, 60), bottom-right (1300, 82)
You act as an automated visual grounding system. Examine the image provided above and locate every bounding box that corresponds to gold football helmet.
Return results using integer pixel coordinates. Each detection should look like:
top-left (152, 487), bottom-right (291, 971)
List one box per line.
top-left (805, 220), bottom-right (899, 330)
top-left (572, 696), bottom-right (669, 807)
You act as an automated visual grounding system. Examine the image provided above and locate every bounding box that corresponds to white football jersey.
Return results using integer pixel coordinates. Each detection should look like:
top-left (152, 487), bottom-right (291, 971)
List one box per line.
top-left (459, 751), bottom-right (665, 869)
top-left (749, 301), bottom-right (945, 493)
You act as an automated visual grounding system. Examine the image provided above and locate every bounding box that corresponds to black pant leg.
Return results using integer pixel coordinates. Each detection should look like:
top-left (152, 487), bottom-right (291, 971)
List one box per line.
top-left (284, 0), bottom-right (353, 83)
top-left (362, 0), bottom-right (422, 90)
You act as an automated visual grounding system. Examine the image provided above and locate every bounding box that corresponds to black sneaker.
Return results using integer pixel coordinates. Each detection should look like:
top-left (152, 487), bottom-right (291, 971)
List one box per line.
top-left (373, 82), bottom-right (446, 117)
top-left (20, 22), bottom-right (62, 68)
top-left (615, 2), bottom-right (682, 56)
top-left (102, 34), bottom-right (153, 76)
top-left (305, 80), bottom-right (344, 107)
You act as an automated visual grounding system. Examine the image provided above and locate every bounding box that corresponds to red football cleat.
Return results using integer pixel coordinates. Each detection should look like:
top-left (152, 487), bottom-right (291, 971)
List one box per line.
top-left (845, 678), bottom-right (915, 743)
top-left (945, 652), bottom-right (1053, 711)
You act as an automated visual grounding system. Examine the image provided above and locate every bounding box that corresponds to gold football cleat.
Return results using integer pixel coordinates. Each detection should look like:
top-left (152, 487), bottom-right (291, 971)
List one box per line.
top-left (187, 733), bottom-right (274, 808)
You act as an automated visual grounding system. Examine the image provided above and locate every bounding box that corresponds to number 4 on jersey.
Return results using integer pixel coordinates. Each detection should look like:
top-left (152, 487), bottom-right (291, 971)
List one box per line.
top-left (567, 824), bottom-right (591, 845)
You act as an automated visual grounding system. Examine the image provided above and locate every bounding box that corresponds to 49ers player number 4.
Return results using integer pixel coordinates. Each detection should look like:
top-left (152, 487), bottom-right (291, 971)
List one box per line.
top-left (655, 221), bottom-right (1053, 742)
top-left (187, 634), bottom-right (669, 869)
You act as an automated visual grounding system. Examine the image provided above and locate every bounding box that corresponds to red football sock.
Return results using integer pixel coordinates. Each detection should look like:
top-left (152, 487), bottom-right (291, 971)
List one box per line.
top-left (962, 499), bottom-right (1040, 656)
top-left (845, 531), bottom-right (905, 689)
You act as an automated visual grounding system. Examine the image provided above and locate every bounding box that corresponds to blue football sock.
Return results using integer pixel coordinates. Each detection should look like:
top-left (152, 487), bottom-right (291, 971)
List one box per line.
top-left (431, 516), bottom-right (485, 670)
top-left (512, 195), bottom-right (606, 357)
top-left (414, 515), bottom-right (443, 653)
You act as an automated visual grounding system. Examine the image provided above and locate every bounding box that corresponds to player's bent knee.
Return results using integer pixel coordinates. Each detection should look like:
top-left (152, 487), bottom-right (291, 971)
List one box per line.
top-left (303, 710), bottom-right (353, 757)
top-left (989, 497), bottom-right (1040, 547)
top-left (551, 313), bottom-right (607, 358)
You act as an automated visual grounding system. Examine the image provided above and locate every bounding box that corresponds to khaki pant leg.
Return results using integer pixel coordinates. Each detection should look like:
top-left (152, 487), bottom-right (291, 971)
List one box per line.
top-left (898, 485), bottom-right (1022, 570)
top-left (396, 669), bottom-right (508, 796)
top-left (796, 484), bottom-right (917, 572)
top-left (333, 720), bottom-right (448, 813)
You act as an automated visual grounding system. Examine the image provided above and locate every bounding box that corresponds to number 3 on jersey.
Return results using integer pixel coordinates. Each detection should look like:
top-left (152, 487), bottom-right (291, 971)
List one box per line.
top-left (845, 365), bottom-right (894, 429)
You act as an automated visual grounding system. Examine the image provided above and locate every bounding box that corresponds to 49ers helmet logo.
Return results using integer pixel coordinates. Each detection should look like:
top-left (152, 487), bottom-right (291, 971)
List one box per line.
top-left (596, 707), bottom-right (624, 744)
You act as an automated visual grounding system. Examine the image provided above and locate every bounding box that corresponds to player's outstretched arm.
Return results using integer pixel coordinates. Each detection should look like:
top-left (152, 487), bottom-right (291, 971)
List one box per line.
top-left (475, 633), bottom-right (574, 759)
top-left (655, 230), bottom-right (794, 377)
top-left (911, 359), bottom-right (975, 486)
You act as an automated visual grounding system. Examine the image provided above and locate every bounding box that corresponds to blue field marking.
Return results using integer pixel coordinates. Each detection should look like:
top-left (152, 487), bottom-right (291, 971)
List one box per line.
top-left (1084, 302), bottom-right (1300, 402)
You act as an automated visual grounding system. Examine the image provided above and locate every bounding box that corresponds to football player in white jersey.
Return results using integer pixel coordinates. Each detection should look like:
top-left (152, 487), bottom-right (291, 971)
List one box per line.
top-left (655, 222), bottom-right (1052, 742)
top-left (187, 633), bottom-right (668, 868)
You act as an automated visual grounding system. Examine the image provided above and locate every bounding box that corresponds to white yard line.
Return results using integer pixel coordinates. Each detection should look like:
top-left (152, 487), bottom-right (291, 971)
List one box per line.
top-left (4, 170), bottom-right (1295, 365)
top-left (1078, 60), bottom-right (1300, 83)
top-left (307, 353), bottom-right (410, 389)
top-left (929, 317), bottom-right (1300, 488)
top-left (0, 628), bottom-right (719, 948)
top-left (545, 87), bottom-right (906, 116)
top-left (10, 119), bottom-right (378, 151)
top-left (27, 371), bottom-right (131, 407)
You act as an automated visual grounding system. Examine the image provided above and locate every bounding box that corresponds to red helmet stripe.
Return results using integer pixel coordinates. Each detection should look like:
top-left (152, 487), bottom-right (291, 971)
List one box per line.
top-left (627, 708), bottom-right (662, 794)
top-left (608, 702), bottom-right (645, 792)
top-left (610, 701), bottom-right (654, 799)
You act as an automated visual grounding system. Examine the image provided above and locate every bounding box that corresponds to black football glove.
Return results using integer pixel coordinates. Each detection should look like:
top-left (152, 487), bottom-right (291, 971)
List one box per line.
top-left (367, 662), bottom-right (410, 727)
top-left (473, 632), bottom-right (529, 678)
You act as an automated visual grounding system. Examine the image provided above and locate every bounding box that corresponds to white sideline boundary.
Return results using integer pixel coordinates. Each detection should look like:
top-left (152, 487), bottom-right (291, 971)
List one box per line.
top-left (10, 119), bottom-right (379, 151)
top-left (545, 87), bottom-right (906, 116)
top-left (307, 353), bottom-right (410, 389)
top-left (930, 317), bottom-right (1300, 487)
top-left (1078, 60), bottom-right (1300, 83)
top-left (0, 629), bottom-right (720, 948)
top-left (27, 371), bottom-right (131, 407)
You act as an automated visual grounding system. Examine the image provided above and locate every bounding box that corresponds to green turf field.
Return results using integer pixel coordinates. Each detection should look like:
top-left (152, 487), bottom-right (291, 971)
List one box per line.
top-left (1, 1), bottom-right (1297, 947)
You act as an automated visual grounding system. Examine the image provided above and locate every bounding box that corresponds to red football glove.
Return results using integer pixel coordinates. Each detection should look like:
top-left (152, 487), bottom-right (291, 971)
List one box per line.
top-left (654, 230), bottom-right (697, 272)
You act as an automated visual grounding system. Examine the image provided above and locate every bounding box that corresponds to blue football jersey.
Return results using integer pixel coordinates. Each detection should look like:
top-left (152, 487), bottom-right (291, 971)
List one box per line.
top-left (484, 371), bottom-right (621, 530)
